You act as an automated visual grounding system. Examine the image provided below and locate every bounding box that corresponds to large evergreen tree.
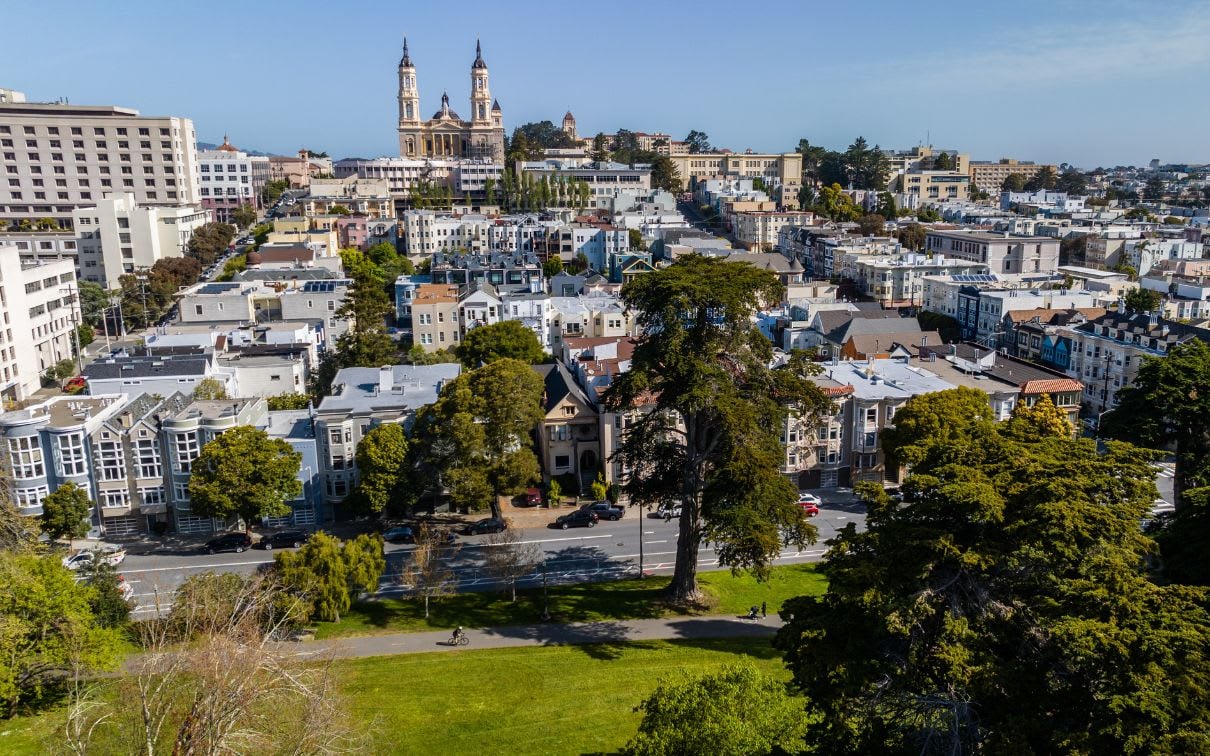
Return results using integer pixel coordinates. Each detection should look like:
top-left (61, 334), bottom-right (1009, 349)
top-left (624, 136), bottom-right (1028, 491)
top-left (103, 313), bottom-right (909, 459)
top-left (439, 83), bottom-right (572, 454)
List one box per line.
top-left (604, 256), bottom-right (832, 602)
top-left (776, 388), bottom-right (1210, 754)
top-left (188, 426), bottom-right (302, 528)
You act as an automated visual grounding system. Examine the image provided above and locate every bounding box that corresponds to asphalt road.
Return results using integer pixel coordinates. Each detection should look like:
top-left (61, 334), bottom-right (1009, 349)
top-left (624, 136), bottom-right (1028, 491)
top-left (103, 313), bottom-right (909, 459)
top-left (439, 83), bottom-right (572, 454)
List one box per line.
top-left (123, 495), bottom-right (867, 616)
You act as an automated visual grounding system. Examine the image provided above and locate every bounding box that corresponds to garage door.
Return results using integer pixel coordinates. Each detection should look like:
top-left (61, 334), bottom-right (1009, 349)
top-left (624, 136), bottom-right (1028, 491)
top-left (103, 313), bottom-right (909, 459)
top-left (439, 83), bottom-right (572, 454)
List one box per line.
top-left (104, 515), bottom-right (141, 537)
top-left (176, 515), bottom-right (214, 534)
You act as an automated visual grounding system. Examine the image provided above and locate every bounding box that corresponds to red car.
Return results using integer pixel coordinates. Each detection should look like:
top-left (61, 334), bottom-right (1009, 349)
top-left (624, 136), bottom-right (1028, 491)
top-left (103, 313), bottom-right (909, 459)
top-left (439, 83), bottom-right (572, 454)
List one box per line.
top-left (797, 493), bottom-right (821, 517)
top-left (63, 376), bottom-right (86, 394)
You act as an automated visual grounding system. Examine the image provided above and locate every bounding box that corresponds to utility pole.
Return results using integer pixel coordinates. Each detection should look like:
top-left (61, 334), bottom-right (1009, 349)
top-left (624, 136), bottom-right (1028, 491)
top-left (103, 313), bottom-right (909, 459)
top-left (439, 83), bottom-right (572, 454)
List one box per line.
top-left (135, 273), bottom-right (150, 330)
top-left (59, 284), bottom-right (84, 375)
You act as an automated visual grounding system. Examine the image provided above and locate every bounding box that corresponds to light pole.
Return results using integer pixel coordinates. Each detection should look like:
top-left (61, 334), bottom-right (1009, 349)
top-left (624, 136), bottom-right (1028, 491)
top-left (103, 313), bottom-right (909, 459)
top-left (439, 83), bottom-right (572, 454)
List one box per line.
top-left (59, 284), bottom-right (84, 375)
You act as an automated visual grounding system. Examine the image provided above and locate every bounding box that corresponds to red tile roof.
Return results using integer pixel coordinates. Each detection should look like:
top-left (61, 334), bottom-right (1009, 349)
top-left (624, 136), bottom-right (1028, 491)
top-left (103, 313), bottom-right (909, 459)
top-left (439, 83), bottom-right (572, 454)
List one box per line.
top-left (1021, 378), bottom-right (1084, 396)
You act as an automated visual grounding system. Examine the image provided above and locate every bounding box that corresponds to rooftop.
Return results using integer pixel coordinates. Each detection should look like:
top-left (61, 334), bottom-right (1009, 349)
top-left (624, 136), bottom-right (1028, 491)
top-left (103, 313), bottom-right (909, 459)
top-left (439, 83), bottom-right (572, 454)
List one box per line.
top-left (318, 363), bottom-right (462, 415)
top-left (819, 359), bottom-right (955, 400)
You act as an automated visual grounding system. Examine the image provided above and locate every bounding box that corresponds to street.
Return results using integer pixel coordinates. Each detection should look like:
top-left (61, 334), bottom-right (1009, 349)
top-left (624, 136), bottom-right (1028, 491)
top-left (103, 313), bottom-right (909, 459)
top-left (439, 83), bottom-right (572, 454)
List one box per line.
top-left (122, 495), bottom-right (867, 616)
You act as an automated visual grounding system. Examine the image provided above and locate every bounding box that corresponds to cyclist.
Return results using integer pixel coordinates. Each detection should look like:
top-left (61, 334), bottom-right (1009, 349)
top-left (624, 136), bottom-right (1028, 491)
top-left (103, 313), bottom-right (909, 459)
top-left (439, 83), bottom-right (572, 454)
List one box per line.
top-left (452, 626), bottom-right (466, 644)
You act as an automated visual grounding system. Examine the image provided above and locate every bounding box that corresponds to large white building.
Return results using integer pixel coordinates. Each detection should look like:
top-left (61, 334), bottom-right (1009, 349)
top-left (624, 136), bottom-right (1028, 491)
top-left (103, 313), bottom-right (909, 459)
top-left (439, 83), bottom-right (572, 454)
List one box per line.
top-left (197, 136), bottom-right (269, 223)
top-left (72, 193), bottom-right (210, 287)
top-left (0, 244), bottom-right (82, 403)
top-left (0, 89), bottom-right (200, 231)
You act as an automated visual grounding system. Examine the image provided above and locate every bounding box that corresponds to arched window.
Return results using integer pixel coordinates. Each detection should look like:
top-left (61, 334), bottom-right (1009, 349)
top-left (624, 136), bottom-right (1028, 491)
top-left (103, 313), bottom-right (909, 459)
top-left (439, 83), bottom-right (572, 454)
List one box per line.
top-left (406, 138), bottom-right (415, 156)
top-left (405, 103), bottom-right (413, 119)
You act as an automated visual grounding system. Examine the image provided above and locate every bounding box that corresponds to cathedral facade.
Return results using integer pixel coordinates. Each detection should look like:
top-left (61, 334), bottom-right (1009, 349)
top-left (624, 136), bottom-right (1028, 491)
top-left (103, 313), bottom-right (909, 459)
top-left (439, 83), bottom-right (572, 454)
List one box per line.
top-left (397, 39), bottom-right (505, 163)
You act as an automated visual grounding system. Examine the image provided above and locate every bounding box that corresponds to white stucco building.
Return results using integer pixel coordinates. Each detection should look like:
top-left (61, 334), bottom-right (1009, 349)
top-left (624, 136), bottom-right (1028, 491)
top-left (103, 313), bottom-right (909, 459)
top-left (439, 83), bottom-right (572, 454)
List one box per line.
top-left (72, 193), bottom-right (210, 287)
top-left (197, 136), bottom-right (269, 223)
top-left (0, 244), bottom-right (83, 402)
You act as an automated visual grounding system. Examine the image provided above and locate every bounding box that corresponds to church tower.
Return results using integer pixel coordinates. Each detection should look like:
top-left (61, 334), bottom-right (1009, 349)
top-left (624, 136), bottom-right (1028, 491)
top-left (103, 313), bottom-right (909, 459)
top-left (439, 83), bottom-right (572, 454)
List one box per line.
top-left (562, 111), bottom-right (577, 141)
top-left (397, 38), bottom-right (421, 156)
top-left (469, 39), bottom-right (492, 127)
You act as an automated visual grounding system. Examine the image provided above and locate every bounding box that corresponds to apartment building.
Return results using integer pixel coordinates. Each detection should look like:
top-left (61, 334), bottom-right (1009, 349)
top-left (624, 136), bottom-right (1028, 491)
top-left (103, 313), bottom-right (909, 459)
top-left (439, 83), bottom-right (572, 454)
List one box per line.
top-left (548, 294), bottom-right (635, 353)
top-left (177, 278), bottom-right (353, 342)
top-left (197, 136), bottom-right (270, 223)
top-left (969, 159), bottom-right (1058, 193)
top-left (730, 210), bottom-right (814, 251)
top-left (429, 250), bottom-right (544, 294)
top-left (899, 170), bottom-right (971, 204)
top-left (72, 193), bottom-right (210, 287)
top-left (518, 159), bottom-right (652, 199)
top-left (314, 364), bottom-right (461, 504)
top-left (925, 230), bottom-right (1061, 275)
top-left (305, 177), bottom-right (392, 219)
top-left (0, 89), bottom-right (199, 230)
top-left (670, 152), bottom-right (803, 209)
top-left (0, 244), bottom-right (81, 402)
top-left (334, 156), bottom-right (503, 204)
top-left (847, 252), bottom-right (990, 308)
top-left (411, 283), bottom-right (461, 351)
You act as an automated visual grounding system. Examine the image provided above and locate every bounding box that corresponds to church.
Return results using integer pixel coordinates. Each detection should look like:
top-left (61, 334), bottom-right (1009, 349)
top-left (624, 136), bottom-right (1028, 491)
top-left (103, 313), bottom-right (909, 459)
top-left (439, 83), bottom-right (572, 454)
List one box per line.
top-left (396, 39), bottom-right (505, 163)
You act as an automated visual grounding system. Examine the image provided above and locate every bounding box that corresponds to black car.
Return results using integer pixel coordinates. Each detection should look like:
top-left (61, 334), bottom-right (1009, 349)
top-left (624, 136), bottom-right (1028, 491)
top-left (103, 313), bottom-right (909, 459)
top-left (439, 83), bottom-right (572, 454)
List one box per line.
top-left (205, 532), bottom-right (253, 554)
top-left (581, 501), bottom-right (624, 521)
top-left (462, 518), bottom-right (507, 536)
top-left (554, 509), bottom-right (599, 530)
top-left (261, 529), bottom-right (309, 550)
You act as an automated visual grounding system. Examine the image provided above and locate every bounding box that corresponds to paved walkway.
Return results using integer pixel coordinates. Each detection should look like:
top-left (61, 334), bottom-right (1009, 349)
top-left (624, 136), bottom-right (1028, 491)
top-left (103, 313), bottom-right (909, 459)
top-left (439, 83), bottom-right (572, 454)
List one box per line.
top-left (285, 614), bottom-right (781, 661)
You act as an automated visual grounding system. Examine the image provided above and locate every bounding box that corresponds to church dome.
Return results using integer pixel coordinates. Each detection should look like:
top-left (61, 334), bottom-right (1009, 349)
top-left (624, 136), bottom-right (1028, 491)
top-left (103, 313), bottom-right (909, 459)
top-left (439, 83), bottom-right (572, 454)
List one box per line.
top-left (433, 107), bottom-right (461, 120)
top-left (217, 135), bottom-right (238, 152)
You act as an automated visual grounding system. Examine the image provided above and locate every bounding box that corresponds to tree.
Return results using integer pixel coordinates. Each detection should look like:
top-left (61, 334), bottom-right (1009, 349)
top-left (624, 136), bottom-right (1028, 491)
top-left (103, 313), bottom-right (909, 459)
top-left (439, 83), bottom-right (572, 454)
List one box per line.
top-left (266, 392), bottom-right (310, 410)
top-left (1102, 339), bottom-right (1210, 511)
top-left (1144, 176), bottom-right (1166, 200)
top-left (875, 192), bottom-right (897, 219)
top-left (1001, 173), bottom-right (1027, 192)
top-left (932, 151), bottom-right (953, 170)
top-left (0, 552), bottom-right (124, 715)
top-left (591, 471), bottom-right (608, 502)
top-left (814, 183), bottom-right (862, 222)
top-left (79, 559), bottom-right (133, 629)
top-left (188, 426), bottom-right (302, 528)
top-left (916, 205), bottom-right (941, 222)
top-left (186, 222), bottom-right (237, 267)
top-left (604, 258), bottom-right (831, 602)
top-left (684, 130), bottom-right (712, 154)
top-left (351, 423), bottom-right (410, 515)
top-left (796, 138), bottom-right (829, 189)
top-left (231, 203), bottom-right (257, 229)
top-left (76, 280), bottom-right (108, 328)
top-left (483, 527), bottom-right (540, 601)
top-left (74, 323), bottom-right (95, 350)
top-left (649, 155), bottom-right (681, 193)
top-left (626, 663), bottom-right (810, 756)
top-left (262, 179), bottom-right (289, 205)
top-left (399, 524), bottom-right (459, 618)
top-left (856, 213), bottom-right (886, 236)
top-left (191, 377), bottom-right (228, 400)
top-left (43, 358), bottom-right (76, 387)
top-left (628, 227), bottom-right (647, 252)
top-left (274, 531), bottom-right (384, 623)
top-left (1005, 393), bottom-right (1071, 439)
top-left (413, 359), bottom-right (544, 515)
top-left (1123, 286), bottom-right (1162, 313)
top-left (1056, 168), bottom-right (1088, 195)
top-left (591, 133), bottom-right (610, 163)
top-left (777, 388), bottom-right (1210, 754)
top-left (542, 256), bottom-right (564, 278)
top-left (458, 319), bottom-right (545, 367)
top-left (327, 204), bottom-right (350, 215)
top-left (39, 482), bottom-right (92, 542)
top-left (896, 222), bottom-right (927, 250)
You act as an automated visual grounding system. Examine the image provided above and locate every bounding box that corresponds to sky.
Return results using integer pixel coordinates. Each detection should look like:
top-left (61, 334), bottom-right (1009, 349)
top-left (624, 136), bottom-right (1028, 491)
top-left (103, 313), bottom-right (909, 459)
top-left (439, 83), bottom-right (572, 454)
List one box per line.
top-left (6, 0), bottom-right (1209, 168)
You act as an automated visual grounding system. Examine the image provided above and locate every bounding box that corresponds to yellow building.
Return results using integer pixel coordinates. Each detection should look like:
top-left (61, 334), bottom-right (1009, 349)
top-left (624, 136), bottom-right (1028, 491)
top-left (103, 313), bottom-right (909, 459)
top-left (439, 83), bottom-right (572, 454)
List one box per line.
top-left (670, 152), bottom-right (803, 209)
top-left (969, 159), bottom-right (1057, 193)
top-left (411, 284), bottom-right (462, 352)
top-left (396, 39), bottom-right (505, 162)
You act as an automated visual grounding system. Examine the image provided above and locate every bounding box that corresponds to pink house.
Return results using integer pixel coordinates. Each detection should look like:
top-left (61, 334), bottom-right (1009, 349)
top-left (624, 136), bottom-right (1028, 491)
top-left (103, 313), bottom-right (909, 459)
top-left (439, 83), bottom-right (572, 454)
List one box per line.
top-left (337, 215), bottom-right (369, 250)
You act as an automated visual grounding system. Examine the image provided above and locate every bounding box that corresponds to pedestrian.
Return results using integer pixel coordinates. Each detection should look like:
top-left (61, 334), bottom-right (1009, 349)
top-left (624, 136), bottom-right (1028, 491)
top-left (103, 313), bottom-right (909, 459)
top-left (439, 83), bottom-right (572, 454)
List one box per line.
top-left (760, 601), bottom-right (767, 618)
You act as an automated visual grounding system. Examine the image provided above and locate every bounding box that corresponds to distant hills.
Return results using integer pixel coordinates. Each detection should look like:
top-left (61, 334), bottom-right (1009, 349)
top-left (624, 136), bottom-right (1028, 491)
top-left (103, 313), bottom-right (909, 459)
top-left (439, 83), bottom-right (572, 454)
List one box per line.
top-left (196, 141), bottom-right (275, 157)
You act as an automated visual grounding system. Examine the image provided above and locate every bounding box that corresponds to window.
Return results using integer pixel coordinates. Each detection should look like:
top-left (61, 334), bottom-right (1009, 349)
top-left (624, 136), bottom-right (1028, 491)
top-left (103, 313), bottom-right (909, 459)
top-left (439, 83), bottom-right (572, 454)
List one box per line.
top-left (94, 440), bottom-right (126, 481)
top-left (554, 455), bottom-right (571, 470)
top-left (56, 432), bottom-right (88, 476)
top-left (138, 486), bottom-right (164, 506)
top-left (100, 490), bottom-right (130, 510)
top-left (7, 436), bottom-right (44, 479)
top-left (14, 485), bottom-right (49, 510)
top-left (864, 407), bottom-right (877, 425)
top-left (173, 431), bottom-right (199, 473)
top-left (135, 438), bottom-right (161, 478)
top-left (173, 481), bottom-right (189, 502)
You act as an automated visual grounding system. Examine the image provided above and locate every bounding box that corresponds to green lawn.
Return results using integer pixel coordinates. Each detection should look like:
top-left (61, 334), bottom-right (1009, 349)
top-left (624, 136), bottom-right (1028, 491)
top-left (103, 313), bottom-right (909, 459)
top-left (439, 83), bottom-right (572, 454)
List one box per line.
top-left (342, 636), bottom-right (786, 755)
top-left (316, 563), bottom-right (827, 639)
top-left (1, 638), bottom-right (788, 756)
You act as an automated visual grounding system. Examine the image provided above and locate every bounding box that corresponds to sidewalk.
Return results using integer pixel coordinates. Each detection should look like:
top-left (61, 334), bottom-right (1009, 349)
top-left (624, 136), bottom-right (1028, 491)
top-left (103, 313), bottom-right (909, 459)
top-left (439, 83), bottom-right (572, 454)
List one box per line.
top-left (286, 614), bottom-right (781, 661)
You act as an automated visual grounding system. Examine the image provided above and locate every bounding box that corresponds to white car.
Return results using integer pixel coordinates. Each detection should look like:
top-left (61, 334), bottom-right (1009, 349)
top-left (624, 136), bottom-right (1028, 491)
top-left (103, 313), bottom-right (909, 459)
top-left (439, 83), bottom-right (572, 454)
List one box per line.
top-left (656, 502), bottom-right (683, 519)
top-left (796, 492), bottom-right (821, 506)
top-left (61, 545), bottom-right (127, 571)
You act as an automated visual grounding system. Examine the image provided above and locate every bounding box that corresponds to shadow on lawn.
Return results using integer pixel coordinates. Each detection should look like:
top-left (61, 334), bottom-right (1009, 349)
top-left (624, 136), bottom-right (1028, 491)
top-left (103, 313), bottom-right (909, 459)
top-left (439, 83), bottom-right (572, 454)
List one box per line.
top-left (480, 620), bottom-right (635, 661)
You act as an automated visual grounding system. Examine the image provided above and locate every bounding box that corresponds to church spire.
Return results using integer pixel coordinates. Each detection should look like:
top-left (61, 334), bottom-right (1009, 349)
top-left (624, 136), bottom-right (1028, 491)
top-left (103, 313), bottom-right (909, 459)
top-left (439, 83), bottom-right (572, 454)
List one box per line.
top-left (400, 36), bottom-right (412, 68)
top-left (472, 38), bottom-right (487, 69)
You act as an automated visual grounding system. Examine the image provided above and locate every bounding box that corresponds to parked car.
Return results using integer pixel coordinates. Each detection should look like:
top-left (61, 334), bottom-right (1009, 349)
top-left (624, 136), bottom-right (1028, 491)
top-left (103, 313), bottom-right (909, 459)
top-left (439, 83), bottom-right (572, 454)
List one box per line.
top-left (61, 545), bottom-right (127, 571)
top-left (261, 529), bottom-right (309, 550)
top-left (63, 376), bottom-right (86, 394)
top-left (462, 518), bottom-right (507, 536)
top-left (204, 532), bottom-right (253, 554)
top-left (524, 488), bottom-right (542, 506)
top-left (554, 509), bottom-right (599, 529)
top-left (382, 526), bottom-right (416, 543)
top-left (655, 502), bottom-right (683, 519)
top-left (580, 500), bottom-right (624, 521)
top-left (797, 492), bottom-right (821, 506)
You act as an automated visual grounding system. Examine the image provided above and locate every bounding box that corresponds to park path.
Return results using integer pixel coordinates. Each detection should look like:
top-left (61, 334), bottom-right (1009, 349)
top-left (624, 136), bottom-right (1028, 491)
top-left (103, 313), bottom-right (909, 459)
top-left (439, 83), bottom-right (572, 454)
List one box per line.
top-left (284, 614), bottom-right (781, 661)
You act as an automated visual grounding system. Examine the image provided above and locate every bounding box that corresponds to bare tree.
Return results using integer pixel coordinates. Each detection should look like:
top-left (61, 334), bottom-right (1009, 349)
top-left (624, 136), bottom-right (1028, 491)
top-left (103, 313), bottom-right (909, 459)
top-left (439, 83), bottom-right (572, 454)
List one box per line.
top-left (399, 523), bottom-right (459, 619)
top-left (483, 525), bottom-right (541, 601)
top-left (63, 572), bottom-right (364, 755)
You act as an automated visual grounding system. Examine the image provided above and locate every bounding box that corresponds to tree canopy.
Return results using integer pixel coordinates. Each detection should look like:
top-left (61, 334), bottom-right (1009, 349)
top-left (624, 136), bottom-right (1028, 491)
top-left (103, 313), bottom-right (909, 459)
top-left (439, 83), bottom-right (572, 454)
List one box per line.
top-left (186, 222), bottom-right (237, 267)
top-left (604, 256), bottom-right (832, 602)
top-left (776, 389), bottom-right (1210, 754)
top-left (351, 423), bottom-right (411, 515)
top-left (458, 319), bottom-right (545, 368)
top-left (684, 130), bottom-right (712, 154)
top-left (188, 426), bottom-right (302, 527)
top-left (274, 532), bottom-right (384, 623)
top-left (39, 482), bottom-right (92, 542)
top-left (1123, 286), bottom-right (1162, 313)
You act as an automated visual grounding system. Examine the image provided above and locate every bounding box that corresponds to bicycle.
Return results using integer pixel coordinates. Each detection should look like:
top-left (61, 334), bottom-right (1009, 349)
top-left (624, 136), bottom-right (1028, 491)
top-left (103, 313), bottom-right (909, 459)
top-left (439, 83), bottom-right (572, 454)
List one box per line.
top-left (450, 633), bottom-right (469, 646)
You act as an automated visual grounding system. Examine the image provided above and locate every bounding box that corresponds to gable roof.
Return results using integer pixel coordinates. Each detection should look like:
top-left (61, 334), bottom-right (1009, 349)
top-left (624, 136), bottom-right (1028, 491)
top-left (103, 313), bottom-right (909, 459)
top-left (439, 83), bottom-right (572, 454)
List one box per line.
top-left (531, 362), bottom-right (593, 414)
top-left (847, 331), bottom-right (940, 357)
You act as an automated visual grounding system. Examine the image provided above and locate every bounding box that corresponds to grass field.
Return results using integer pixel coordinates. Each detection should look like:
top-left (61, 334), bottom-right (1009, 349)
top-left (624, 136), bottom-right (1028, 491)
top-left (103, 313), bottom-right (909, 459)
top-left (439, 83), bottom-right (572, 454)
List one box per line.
top-left (316, 563), bottom-right (827, 639)
top-left (1, 637), bottom-right (788, 756)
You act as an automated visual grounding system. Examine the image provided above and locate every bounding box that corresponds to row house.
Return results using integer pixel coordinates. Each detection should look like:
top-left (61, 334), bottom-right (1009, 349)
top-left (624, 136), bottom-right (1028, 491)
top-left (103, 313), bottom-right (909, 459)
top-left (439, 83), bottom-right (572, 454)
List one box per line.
top-left (0, 392), bottom-right (321, 537)
top-left (314, 364), bottom-right (461, 504)
top-left (548, 294), bottom-right (635, 354)
top-left (429, 250), bottom-right (544, 294)
top-left (1001, 308), bottom-right (1105, 367)
top-left (1062, 309), bottom-right (1210, 417)
top-left (532, 361), bottom-right (601, 492)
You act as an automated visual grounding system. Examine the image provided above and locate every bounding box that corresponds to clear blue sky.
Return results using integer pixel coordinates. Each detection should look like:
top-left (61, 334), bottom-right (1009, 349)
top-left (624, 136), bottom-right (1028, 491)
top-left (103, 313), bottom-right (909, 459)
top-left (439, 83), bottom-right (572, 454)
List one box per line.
top-left (7, 0), bottom-right (1208, 168)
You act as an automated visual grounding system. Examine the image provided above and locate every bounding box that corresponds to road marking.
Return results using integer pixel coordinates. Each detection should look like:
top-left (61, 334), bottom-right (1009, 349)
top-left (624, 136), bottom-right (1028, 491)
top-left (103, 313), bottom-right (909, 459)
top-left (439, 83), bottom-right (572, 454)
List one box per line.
top-left (121, 558), bottom-right (273, 574)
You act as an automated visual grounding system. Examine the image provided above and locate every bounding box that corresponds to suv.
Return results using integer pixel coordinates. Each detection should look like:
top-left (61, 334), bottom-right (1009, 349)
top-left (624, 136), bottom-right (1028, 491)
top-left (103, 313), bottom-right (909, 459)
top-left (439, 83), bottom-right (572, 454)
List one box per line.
top-left (581, 501), bottom-right (624, 521)
top-left (462, 518), bottom-right (507, 536)
top-left (261, 529), bottom-right (309, 550)
top-left (555, 509), bottom-right (599, 529)
top-left (204, 532), bottom-right (253, 554)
